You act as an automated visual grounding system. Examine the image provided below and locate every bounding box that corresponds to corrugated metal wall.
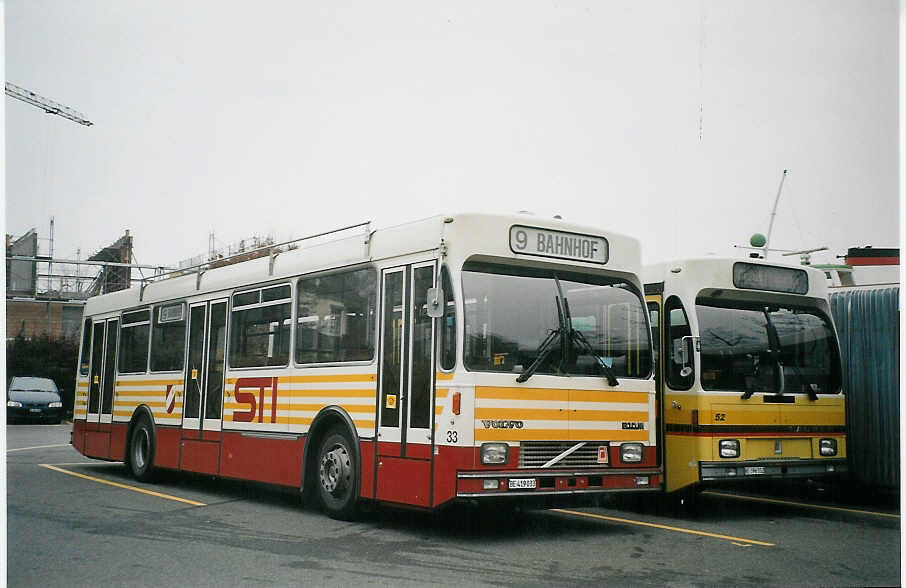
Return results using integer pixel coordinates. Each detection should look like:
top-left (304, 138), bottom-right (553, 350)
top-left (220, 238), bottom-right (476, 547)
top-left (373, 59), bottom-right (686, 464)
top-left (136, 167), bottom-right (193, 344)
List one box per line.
top-left (830, 287), bottom-right (899, 489)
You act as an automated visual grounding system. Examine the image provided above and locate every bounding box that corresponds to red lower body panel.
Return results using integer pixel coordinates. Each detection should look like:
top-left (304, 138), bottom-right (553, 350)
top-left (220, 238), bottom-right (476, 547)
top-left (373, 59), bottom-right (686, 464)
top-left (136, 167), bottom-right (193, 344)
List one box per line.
top-left (84, 431), bottom-right (110, 459)
top-left (180, 439), bottom-right (221, 475)
top-left (376, 456), bottom-right (431, 507)
top-left (220, 432), bottom-right (304, 487)
top-left (155, 426), bottom-right (181, 470)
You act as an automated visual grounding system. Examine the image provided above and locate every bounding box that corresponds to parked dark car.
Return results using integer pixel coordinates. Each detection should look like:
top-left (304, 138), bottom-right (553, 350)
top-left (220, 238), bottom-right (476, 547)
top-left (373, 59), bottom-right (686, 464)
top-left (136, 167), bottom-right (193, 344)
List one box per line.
top-left (7, 376), bottom-right (64, 424)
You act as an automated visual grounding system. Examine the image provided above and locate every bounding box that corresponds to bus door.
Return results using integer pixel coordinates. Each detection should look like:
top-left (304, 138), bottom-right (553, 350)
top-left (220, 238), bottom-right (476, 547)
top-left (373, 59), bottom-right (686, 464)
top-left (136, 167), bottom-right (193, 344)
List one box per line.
top-left (180, 298), bottom-right (228, 475)
top-left (375, 262), bottom-right (437, 507)
top-left (84, 317), bottom-right (118, 457)
top-left (645, 295), bottom-right (663, 472)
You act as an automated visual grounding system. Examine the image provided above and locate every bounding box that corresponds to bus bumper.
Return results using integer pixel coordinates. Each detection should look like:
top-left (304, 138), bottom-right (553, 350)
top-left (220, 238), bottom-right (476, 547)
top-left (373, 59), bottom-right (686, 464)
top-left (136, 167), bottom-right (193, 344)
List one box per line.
top-left (456, 468), bottom-right (661, 498)
top-left (700, 459), bottom-right (847, 481)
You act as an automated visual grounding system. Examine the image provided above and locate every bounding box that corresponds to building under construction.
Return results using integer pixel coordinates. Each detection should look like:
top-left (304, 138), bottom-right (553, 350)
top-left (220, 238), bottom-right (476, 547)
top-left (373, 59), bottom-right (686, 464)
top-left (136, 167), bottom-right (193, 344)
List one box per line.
top-left (6, 229), bottom-right (136, 340)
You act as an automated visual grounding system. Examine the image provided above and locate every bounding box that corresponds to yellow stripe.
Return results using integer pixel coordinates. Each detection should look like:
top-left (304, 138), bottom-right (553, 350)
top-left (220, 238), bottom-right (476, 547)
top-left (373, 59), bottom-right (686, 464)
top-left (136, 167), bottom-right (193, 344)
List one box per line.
top-left (475, 387), bottom-right (649, 404)
top-left (435, 388), bottom-right (450, 399)
top-left (475, 428), bottom-right (649, 441)
top-left (223, 402), bottom-right (373, 413)
top-left (702, 491), bottom-right (900, 519)
top-left (226, 374), bottom-right (376, 385)
top-left (476, 387), bottom-right (569, 401)
top-left (276, 389), bottom-right (376, 398)
top-left (474, 408), bottom-right (649, 422)
top-left (39, 464), bottom-right (206, 506)
top-left (551, 509), bottom-right (774, 547)
top-left (569, 390), bottom-right (651, 404)
top-left (571, 410), bottom-right (649, 422)
top-left (115, 379), bottom-right (182, 387)
top-left (436, 372), bottom-right (454, 381)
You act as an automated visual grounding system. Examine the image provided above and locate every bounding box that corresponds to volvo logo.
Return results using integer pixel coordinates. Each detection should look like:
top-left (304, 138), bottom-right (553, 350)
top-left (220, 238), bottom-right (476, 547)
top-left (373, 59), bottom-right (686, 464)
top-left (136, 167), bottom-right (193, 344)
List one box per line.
top-left (482, 420), bottom-right (524, 429)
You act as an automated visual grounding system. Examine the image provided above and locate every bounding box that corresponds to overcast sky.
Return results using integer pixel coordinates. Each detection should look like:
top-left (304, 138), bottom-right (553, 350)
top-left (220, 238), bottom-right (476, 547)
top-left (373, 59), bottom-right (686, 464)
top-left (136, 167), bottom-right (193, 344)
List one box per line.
top-left (4, 1), bottom-right (899, 270)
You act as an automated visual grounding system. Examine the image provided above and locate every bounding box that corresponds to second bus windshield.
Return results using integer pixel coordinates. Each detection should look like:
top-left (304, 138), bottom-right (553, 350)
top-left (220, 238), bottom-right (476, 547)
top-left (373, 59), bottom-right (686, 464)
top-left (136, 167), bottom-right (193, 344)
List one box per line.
top-left (696, 299), bottom-right (841, 395)
top-left (462, 263), bottom-right (651, 378)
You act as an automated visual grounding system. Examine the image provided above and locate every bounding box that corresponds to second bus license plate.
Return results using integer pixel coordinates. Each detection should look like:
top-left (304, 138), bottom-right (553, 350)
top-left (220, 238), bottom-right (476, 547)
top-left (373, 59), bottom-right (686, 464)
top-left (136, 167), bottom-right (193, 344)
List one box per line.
top-left (745, 466), bottom-right (766, 475)
top-left (508, 478), bottom-right (537, 490)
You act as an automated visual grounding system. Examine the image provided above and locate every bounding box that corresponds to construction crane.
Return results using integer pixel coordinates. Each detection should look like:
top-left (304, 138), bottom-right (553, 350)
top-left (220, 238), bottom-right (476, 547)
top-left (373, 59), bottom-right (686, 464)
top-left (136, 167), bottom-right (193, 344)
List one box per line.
top-left (5, 81), bottom-right (93, 126)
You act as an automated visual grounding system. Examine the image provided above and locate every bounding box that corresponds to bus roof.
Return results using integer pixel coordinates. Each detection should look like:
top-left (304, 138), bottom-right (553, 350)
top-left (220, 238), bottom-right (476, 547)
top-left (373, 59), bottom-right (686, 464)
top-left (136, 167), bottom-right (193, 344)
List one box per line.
top-left (84, 212), bottom-right (643, 317)
top-left (643, 257), bottom-right (830, 301)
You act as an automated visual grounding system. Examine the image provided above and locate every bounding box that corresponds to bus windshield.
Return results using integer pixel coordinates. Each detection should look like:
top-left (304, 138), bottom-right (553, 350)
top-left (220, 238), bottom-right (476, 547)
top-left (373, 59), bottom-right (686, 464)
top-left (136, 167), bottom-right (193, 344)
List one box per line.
top-left (462, 262), bottom-right (651, 378)
top-left (696, 299), bottom-right (842, 395)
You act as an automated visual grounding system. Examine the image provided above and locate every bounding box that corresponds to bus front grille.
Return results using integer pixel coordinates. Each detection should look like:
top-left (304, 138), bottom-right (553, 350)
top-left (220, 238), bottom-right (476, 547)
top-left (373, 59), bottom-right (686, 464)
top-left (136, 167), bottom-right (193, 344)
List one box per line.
top-left (518, 441), bottom-right (610, 469)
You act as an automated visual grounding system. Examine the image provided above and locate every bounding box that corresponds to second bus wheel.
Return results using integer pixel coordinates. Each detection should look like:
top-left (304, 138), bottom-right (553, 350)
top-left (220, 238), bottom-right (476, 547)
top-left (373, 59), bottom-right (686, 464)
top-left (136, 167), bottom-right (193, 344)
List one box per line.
top-left (317, 427), bottom-right (358, 520)
top-left (128, 416), bottom-right (156, 482)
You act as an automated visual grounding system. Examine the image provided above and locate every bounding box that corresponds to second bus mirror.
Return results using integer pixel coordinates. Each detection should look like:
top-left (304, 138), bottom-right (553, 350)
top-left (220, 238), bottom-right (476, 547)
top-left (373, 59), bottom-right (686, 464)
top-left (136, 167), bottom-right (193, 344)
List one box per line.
top-left (426, 287), bottom-right (445, 318)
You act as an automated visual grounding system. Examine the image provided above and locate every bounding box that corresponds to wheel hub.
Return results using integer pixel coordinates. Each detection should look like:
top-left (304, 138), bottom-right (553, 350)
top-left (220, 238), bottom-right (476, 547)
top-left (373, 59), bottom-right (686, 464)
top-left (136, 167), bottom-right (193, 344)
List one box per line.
top-left (320, 446), bottom-right (351, 495)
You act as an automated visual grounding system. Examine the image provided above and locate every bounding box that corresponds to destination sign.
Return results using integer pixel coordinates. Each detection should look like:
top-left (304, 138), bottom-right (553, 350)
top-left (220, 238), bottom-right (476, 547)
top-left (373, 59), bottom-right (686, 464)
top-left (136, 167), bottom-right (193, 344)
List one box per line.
top-left (509, 225), bottom-right (609, 264)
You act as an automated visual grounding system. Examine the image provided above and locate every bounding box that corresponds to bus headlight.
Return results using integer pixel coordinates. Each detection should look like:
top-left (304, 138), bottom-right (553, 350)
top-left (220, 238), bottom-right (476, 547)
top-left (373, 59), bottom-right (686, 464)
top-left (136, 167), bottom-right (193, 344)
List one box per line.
top-left (48, 401), bottom-right (62, 408)
top-left (620, 443), bottom-right (643, 463)
top-left (819, 438), bottom-right (837, 456)
top-left (719, 439), bottom-right (740, 458)
top-left (7, 401), bottom-right (22, 407)
top-left (480, 443), bottom-right (509, 465)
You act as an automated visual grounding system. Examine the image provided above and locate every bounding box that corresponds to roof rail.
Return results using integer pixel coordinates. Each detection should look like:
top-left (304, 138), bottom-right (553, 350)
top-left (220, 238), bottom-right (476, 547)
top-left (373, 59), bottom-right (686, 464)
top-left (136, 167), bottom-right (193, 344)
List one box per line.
top-left (138, 220), bottom-right (371, 300)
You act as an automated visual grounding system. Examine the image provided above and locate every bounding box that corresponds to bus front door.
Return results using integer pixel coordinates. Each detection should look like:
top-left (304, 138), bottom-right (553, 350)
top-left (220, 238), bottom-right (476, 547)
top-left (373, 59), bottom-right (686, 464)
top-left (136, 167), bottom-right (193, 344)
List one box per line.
top-left (375, 262), bottom-right (437, 507)
top-left (180, 299), bottom-right (228, 475)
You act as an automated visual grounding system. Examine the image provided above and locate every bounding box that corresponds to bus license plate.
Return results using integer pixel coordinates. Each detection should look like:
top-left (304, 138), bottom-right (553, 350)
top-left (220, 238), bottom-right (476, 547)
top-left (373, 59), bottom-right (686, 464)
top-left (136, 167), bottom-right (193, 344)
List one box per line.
top-left (508, 478), bottom-right (537, 490)
top-left (745, 466), bottom-right (766, 475)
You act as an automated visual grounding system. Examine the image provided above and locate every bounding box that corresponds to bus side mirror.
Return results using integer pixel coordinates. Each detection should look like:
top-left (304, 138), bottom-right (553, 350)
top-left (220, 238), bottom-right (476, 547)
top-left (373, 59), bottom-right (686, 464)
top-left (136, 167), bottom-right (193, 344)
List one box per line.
top-left (426, 287), bottom-right (445, 318)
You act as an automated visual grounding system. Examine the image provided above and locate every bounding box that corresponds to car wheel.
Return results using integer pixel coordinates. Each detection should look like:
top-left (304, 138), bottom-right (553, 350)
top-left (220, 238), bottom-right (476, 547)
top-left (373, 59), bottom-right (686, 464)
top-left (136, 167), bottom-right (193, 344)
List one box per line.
top-left (128, 417), bottom-right (156, 482)
top-left (316, 427), bottom-right (358, 520)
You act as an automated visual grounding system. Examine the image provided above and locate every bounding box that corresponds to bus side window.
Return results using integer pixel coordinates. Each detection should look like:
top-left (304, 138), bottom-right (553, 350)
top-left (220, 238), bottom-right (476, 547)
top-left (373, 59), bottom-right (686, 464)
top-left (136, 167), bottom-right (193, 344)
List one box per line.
top-left (439, 266), bottom-right (456, 371)
top-left (665, 296), bottom-right (694, 390)
top-left (647, 304), bottom-right (659, 377)
top-left (79, 319), bottom-right (92, 375)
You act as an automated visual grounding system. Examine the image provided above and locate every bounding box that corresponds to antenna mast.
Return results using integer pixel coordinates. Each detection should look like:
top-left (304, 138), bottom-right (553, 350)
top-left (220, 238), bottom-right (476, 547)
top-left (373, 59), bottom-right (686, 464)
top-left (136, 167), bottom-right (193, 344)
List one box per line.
top-left (764, 169), bottom-right (788, 259)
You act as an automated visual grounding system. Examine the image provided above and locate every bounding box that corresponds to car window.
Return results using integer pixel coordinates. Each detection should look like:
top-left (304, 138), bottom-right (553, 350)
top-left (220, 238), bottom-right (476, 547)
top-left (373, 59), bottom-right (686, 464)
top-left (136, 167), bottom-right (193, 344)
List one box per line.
top-left (9, 377), bottom-right (58, 393)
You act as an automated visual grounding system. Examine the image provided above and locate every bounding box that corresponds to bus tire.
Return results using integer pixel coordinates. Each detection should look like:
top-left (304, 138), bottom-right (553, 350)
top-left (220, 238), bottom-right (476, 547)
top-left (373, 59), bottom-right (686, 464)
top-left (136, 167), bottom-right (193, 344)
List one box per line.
top-left (316, 427), bottom-right (358, 520)
top-left (128, 416), bottom-right (156, 482)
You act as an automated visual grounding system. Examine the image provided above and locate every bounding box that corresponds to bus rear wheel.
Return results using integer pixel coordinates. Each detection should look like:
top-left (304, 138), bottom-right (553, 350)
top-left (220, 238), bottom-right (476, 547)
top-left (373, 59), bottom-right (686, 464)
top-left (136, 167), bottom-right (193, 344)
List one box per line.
top-left (128, 417), bottom-right (156, 482)
top-left (316, 427), bottom-right (358, 520)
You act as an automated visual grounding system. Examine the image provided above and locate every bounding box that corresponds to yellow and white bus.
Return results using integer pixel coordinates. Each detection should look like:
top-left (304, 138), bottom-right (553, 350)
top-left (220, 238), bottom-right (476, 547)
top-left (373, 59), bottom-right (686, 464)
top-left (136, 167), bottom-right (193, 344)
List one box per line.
top-left (644, 258), bottom-right (846, 495)
top-left (72, 212), bottom-right (658, 518)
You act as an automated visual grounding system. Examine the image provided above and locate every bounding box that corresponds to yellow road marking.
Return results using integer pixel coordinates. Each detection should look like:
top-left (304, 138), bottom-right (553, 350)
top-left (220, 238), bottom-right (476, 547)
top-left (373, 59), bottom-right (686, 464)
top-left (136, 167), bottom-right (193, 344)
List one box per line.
top-left (39, 464), bottom-right (207, 507)
top-left (551, 508), bottom-right (775, 547)
top-left (702, 490), bottom-right (900, 519)
top-left (7, 443), bottom-right (71, 452)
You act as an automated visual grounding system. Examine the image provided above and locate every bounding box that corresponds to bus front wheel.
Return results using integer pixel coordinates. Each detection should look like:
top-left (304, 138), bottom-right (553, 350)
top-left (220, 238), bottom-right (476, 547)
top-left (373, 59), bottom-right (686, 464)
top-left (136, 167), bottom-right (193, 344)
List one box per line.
top-left (316, 427), bottom-right (358, 520)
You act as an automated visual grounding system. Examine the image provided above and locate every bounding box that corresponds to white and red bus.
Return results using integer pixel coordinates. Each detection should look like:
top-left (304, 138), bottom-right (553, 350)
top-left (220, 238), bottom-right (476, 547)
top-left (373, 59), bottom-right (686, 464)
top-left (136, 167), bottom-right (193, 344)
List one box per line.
top-left (72, 212), bottom-right (658, 518)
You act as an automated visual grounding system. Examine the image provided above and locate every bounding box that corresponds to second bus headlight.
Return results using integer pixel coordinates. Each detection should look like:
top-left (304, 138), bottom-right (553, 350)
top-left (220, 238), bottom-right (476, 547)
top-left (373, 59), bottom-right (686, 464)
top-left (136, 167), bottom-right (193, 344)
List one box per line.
top-left (620, 443), bottom-right (643, 463)
top-left (819, 438), bottom-right (838, 456)
top-left (719, 439), bottom-right (740, 458)
top-left (481, 443), bottom-right (509, 465)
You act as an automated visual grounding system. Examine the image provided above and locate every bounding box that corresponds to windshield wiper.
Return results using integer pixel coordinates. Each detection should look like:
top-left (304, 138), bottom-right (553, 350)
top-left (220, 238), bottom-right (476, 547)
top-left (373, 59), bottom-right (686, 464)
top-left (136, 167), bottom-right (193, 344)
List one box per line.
top-left (516, 277), bottom-right (620, 387)
top-left (517, 297), bottom-right (566, 383)
top-left (561, 294), bottom-right (619, 387)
